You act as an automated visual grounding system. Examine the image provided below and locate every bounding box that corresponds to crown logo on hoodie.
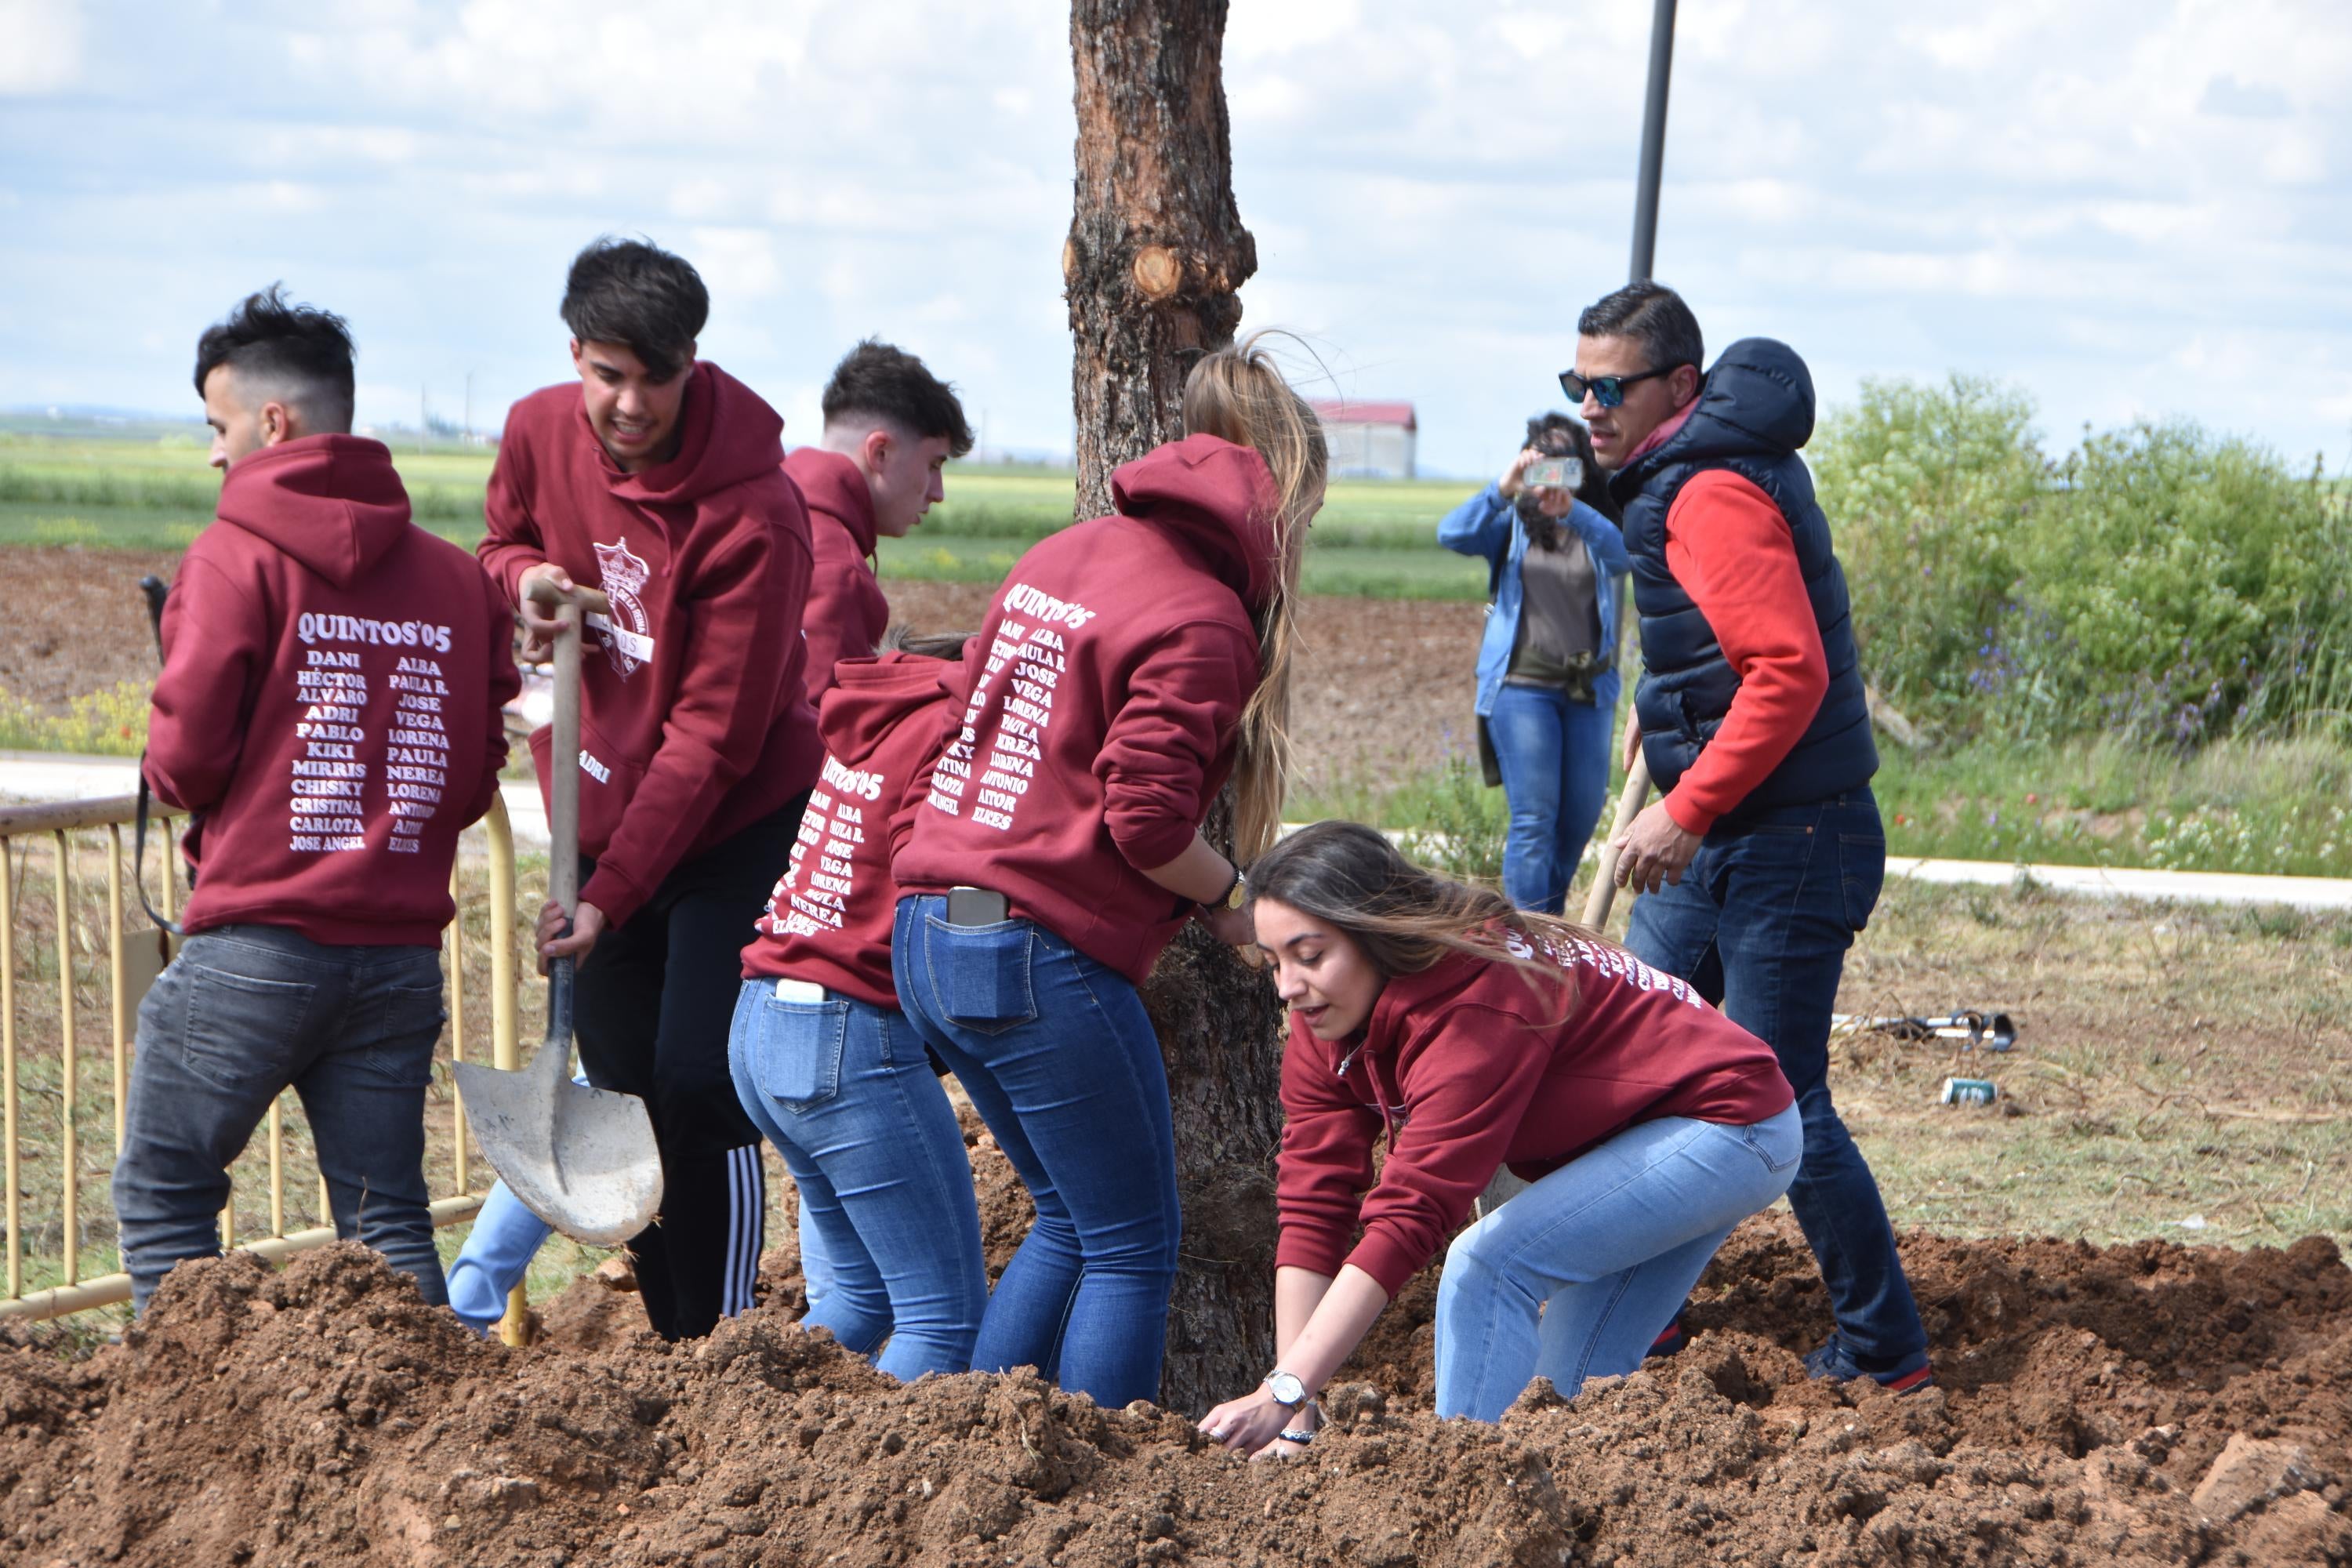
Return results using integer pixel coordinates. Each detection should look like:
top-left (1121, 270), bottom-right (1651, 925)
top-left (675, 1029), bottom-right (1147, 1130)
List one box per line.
top-left (591, 537), bottom-right (655, 679)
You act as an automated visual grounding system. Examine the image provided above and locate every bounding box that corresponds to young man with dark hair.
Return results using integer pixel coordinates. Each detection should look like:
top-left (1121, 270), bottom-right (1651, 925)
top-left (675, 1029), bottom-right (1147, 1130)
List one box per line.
top-left (478, 237), bottom-right (822, 1340)
top-left (789, 339), bottom-right (975, 692)
top-left (114, 286), bottom-right (518, 1313)
top-left (1569, 281), bottom-right (1933, 1393)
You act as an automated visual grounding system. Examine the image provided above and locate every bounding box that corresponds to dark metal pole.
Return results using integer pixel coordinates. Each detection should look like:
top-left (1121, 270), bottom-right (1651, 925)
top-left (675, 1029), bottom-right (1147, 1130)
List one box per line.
top-left (1628, 0), bottom-right (1678, 283)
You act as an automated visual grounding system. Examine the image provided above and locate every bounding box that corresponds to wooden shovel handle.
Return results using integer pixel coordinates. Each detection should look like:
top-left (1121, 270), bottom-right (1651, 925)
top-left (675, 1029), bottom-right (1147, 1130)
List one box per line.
top-left (1580, 753), bottom-right (1653, 929)
top-left (522, 575), bottom-right (612, 618)
top-left (524, 580), bottom-right (593, 918)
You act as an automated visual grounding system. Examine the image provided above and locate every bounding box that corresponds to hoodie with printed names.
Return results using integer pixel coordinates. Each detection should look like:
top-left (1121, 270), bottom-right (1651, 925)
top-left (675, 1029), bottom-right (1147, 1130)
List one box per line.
top-left (143, 434), bottom-right (519, 946)
top-left (893, 434), bottom-right (1277, 985)
top-left (740, 652), bottom-right (955, 1007)
top-left (1276, 937), bottom-right (1795, 1297)
top-left (479, 362), bottom-right (822, 927)
top-left (785, 445), bottom-right (889, 699)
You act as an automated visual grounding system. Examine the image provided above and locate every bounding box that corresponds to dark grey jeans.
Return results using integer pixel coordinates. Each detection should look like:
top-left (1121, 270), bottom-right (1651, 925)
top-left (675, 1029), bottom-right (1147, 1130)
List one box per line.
top-left (111, 924), bottom-right (449, 1313)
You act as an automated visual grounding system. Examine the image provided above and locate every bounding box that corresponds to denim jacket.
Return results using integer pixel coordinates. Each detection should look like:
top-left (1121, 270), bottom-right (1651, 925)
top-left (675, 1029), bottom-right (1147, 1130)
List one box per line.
top-left (1437, 484), bottom-right (1628, 719)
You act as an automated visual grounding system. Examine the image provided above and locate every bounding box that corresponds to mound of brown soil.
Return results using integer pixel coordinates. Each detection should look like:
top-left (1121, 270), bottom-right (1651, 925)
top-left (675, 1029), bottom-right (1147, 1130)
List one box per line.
top-left (5, 1205), bottom-right (2347, 1567)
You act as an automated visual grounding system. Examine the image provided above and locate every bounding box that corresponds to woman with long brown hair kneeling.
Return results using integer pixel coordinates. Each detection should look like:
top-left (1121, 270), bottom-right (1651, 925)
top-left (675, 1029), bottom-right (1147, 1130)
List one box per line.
top-left (1201, 821), bottom-right (1801, 1452)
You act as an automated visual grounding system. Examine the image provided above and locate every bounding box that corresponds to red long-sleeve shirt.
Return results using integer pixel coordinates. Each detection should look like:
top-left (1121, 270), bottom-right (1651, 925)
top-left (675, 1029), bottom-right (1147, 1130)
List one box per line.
top-left (1621, 401), bottom-right (1831, 837)
top-left (1276, 935), bottom-right (1792, 1298)
top-left (478, 363), bottom-right (821, 926)
top-left (1656, 469), bottom-right (1831, 834)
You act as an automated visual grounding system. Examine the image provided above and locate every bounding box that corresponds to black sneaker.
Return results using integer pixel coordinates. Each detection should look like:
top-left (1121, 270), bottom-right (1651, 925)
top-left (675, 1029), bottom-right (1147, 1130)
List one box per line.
top-left (1803, 1333), bottom-right (1934, 1394)
top-left (1643, 1314), bottom-right (1687, 1360)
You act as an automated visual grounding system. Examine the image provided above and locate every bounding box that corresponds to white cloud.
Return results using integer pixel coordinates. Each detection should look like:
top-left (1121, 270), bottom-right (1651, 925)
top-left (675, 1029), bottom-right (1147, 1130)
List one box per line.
top-left (688, 227), bottom-right (784, 301)
top-left (0, 0), bottom-right (83, 93)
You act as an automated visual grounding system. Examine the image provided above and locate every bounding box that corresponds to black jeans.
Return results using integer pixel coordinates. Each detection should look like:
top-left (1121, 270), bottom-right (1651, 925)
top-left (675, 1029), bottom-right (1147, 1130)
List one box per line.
top-left (574, 797), bottom-right (806, 1339)
top-left (112, 925), bottom-right (448, 1313)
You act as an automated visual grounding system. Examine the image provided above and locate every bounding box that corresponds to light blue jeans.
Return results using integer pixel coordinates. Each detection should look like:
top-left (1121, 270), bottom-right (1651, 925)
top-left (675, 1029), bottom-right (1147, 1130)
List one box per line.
top-left (728, 979), bottom-right (985, 1381)
top-left (1488, 681), bottom-right (1613, 915)
top-left (1434, 1102), bottom-right (1802, 1421)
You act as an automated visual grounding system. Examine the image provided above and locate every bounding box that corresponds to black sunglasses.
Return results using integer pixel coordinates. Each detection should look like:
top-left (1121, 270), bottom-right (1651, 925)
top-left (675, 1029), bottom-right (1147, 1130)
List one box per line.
top-left (1558, 365), bottom-right (1682, 408)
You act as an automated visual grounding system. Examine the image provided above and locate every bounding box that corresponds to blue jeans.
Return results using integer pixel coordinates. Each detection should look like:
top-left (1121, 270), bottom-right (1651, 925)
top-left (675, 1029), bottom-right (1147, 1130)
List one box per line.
top-left (1435, 1104), bottom-right (1802, 1419)
top-left (111, 925), bottom-right (449, 1313)
top-left (1625, 789), bottom-right (1929, 1367)
top-left (1489, 681), bottom-right (1613, 914)
top-left (893, 895), bottom-right (1181, 1408)
top-left (728, 979), bottom-right (986, 1381)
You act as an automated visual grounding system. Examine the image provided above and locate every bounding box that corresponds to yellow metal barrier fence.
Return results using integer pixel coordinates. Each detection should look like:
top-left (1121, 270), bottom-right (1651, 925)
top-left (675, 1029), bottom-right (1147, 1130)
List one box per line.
top-left (0, 790), bottom-right (521, 1321)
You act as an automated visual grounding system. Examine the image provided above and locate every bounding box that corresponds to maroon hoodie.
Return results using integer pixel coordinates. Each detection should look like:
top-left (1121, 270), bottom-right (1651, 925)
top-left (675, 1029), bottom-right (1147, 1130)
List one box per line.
top-left (480, 362), bottom-right (822, 927)
top-left (894, 434), bottom-right (1277, 984)
top-left (1276, 935), bottom-right (1795, 1297)
top-left (785, 446), bottom-right (888, 699)
top-left (144, 435), bottom-right (519, 946)
top-left (739, 652), bottom-right (953, 1007)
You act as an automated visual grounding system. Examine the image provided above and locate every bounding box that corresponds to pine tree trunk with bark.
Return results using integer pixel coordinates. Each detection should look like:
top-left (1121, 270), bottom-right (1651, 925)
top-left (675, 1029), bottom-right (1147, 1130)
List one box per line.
top-left (1066, 0), bottom-right (1258, 521)
top-left (1065, 0), bottom-right (1280, 1416)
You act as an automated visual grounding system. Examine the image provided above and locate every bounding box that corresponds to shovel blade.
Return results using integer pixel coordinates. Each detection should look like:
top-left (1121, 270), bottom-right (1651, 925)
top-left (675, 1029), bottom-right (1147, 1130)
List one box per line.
top-left (455, 1045), bottom-right (664, 1247)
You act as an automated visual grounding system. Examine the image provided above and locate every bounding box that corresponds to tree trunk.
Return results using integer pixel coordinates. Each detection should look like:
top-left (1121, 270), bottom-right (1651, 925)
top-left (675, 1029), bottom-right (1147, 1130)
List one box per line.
top-left (1067, 0), bottom-right (1277, 1416)
top-left (1067, 0), bottom-right (1258, 522)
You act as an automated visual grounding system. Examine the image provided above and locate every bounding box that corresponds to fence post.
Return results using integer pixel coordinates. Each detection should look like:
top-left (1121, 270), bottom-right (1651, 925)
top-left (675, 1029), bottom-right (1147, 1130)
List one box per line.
top-left (53, 833), bottom-right (78, 1287)
top-left (2, 841), bottom-right (17, 1301)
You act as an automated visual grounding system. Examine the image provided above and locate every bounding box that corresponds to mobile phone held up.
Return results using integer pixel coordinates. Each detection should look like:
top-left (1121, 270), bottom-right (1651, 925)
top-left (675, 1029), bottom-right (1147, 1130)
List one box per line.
top-left (1523, 456), bottom-right (1584, 492)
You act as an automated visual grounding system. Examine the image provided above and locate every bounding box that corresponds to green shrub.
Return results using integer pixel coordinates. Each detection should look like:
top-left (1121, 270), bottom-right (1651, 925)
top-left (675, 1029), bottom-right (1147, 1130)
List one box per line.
top-left (2009, 422), bottom-right (2350, 746)
top-left (1817, 381), bottom-right (2350, 750)
top-left (1392, 755), bottom-right (1508, 885)
top-left (1811, 375), bottom-right (2044, 731)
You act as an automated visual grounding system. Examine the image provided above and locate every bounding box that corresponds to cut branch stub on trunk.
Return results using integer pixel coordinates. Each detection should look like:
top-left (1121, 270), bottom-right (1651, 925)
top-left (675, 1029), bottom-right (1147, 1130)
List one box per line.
top-left (1067, 0), bottom-right (1258, 524)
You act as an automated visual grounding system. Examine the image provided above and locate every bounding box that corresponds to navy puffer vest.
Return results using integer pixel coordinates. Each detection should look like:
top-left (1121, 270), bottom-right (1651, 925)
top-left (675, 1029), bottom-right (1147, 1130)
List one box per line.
top-left (1609, 337), bottom-right (1876, 815)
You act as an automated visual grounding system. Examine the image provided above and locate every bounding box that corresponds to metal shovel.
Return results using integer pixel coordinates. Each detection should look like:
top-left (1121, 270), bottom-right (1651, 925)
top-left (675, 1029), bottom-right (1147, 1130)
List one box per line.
top-left (453, 579), bottom-right (663, 1246)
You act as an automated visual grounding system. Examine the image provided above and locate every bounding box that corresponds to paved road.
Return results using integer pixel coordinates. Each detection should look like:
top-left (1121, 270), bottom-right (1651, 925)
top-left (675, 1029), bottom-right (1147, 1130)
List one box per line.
top-left (8, 751), bottom-right (2351, 912)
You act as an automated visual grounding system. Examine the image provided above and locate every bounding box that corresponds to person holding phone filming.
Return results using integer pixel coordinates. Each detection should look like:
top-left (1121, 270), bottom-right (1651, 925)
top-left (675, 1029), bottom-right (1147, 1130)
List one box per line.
top-left (1437, 413), bottom-right (1628, 913)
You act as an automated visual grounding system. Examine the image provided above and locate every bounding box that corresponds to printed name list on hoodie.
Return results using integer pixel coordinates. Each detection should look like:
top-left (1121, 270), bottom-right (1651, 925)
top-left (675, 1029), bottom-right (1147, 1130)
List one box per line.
top-left (289, 621), bottom-right (457, 855)
top-left (776, 753), bottom-right (881, 935)
top-left (925, 583), bottom-right (1094, 831)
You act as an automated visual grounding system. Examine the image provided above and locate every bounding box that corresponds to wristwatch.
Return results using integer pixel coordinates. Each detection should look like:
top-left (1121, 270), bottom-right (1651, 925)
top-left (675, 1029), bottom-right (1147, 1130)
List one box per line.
top-left (1263, 1370), bottom-right (1308, 1408)
top-left (1217, 866), bottom-right (1247, 913)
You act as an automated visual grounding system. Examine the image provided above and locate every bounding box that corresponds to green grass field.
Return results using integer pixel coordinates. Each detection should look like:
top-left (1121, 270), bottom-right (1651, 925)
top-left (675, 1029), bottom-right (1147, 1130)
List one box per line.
top-left (0, 434), bottom-right (1489, 597)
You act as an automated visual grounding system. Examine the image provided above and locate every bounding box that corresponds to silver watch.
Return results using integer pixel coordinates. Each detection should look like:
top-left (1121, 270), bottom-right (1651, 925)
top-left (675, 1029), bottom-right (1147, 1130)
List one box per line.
top-left (1263, 1370), bottom-right (1308, 1408)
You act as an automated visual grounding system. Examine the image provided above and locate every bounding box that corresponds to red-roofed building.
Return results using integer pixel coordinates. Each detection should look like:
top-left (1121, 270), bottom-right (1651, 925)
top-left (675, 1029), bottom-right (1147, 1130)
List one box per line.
top-left (1309, 399), bottom-right (1417, 480)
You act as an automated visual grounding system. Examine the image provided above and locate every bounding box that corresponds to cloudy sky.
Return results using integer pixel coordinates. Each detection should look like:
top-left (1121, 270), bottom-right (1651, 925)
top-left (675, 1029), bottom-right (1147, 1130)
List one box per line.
top-left (4, 0), bottom-right (2347, 478)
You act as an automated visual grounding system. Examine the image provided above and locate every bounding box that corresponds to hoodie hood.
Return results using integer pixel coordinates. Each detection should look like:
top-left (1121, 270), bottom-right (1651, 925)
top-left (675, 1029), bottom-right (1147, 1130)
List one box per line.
top-left (1109, 434), bottom-right (1283, 615)
top-left (215, 434), bottom-right (412, 588)
top-left (594, 361), bottom-right (787, 510)
top-left (784, 445), bottom-right (879, 557)
top-left (1620, 339), bottom-right (1815, 495)
top-left (817, 652), bottom-right (953, 767)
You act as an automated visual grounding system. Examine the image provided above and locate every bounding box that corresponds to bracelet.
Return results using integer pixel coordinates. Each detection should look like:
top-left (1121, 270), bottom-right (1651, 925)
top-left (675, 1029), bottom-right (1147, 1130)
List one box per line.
top-left (1278, 1427), bottom-right (1315, 1445)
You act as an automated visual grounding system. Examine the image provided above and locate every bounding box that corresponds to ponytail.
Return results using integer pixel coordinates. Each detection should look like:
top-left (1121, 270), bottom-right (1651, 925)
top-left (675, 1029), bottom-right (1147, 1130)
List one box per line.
top-left (1179, 332), bottom-right (1327, 863)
